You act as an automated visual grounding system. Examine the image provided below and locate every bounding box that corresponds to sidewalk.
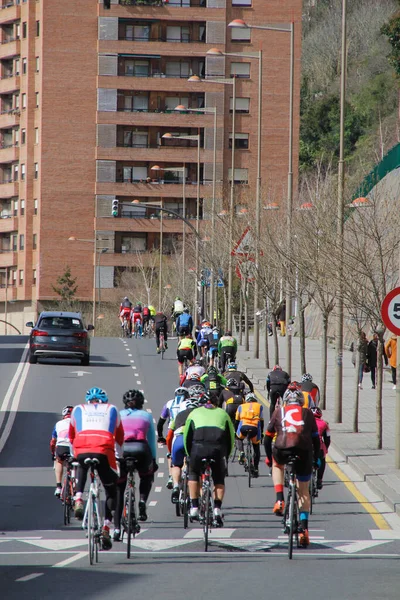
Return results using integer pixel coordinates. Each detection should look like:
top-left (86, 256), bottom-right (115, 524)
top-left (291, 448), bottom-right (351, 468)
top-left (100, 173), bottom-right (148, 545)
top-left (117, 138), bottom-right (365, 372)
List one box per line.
top-left (236, 331), bottom-right (400, 516)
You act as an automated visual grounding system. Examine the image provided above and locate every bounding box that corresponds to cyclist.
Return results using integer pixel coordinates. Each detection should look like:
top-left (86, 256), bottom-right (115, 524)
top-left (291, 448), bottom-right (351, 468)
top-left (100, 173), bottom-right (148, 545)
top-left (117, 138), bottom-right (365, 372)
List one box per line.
top-left (183, 393), bottom-right (235, 527)
top-left (311, 406), bottom-right (330, 490)
top-left (290, 381), bottom-right (315, 409)
top-left (235, 392), bottom-right (264, 477)
top-left (113, 390), bottom-right (158, 540)
top-left (69, 387), bottom-right (124, 550)
top-left (157, 387), bottom-right (190, 489)
top-left (148, 304), bottom-right (156, 328)
top-left (119, 296), bottom-right (132, 332)
top-left (299, 373), bottom-right (320, 406)
top-left (201, 365), bottom-right (227, 407)
top-left (176, 307), bottom-right (193, 338)
top-left (207, 326), bottom-right (221, 367)
top-left (180, 359), bottom-right (205, 385)
top-left (221, 377), bottom-right (245, 425)
top-left (196, 320), bottom-right (212, 360)
top-left (172, 297), bottom-right (184, 320)
top-left (223, 362), bottom-right (254, 393)
top-left (218, 330), bottom-right (237, 372)
top-left (131, 302), bottom-right (143, 337)
top-left (177, 333), bottom-right (197, 377)
top-left (166, 397), bottom-right (199, 504)
top-left (50, 405), bottom-right (73, 497)
top-left (154, 310), bottom-right (168, 353)
top-left (264, 387), bottom-right (320, 548)
top-left (266, 365), bottom-right (290, 417)
top-left (182, 374), bottom-right (207, 393)
top-left (142, 305), bottom-right (150, 334)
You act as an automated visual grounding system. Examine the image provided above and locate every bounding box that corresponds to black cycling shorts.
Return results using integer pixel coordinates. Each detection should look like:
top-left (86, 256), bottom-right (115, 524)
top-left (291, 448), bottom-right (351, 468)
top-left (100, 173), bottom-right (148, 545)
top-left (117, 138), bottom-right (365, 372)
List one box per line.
top-left (122, 441), bottom-right (154, 477)
top-left (178, 325), bottom-right (190, 336)
top-left (177, 348), bottom-right (194, 364)
top-left (272, 447), bottom-right (313, 479)
top-left (188, 445), bottom-right (226, 485)
top-left (55, 445), bottom-right (71, 463)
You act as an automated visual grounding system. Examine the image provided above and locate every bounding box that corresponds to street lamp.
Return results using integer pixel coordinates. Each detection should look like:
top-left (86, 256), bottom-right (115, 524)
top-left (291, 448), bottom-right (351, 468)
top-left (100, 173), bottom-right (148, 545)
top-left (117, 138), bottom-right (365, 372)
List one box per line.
top-left (0, 266), bottom-right (10, 335)
top-left (229, 18), bottom-right (295, 375)
top-left (188, 74), bottom-right (237, 331)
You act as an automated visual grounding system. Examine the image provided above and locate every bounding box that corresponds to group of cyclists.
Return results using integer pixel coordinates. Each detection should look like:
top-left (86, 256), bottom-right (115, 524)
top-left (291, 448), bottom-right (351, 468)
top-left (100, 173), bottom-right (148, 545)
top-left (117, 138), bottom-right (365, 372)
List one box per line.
top-left (50, 299), bottom-right (331, 553)
top-left (119, 298), bottom-right (156, 337)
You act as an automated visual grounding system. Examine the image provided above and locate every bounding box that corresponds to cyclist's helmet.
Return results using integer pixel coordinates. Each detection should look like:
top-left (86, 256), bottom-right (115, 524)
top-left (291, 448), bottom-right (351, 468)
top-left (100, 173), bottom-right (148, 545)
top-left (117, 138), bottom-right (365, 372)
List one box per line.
top-left (301, 373), bottom-right (313, 382)
top-left (174, 387), bottom-right (190, 400)
top-left (188, 384), bottom-right (206, 397)
top-left (175, 296), bottom-right (181, 301)
top-left (207, 366), bottom-right (218, 376)
top-left (123, 296), bottom-right (129, 301)
top-left (202, 320), bottom-right (211, 327)
top-left (86, 387), bottom-right (108, 404)
top-left (186, 398), bottom-right (200, 410)
top-left (197, 391), bottom-right (210, 405)
top-left (311, 406), bottom-right (322, 419)
top-left (123, 389), bottom-right (145, 409)
top-left (245, 392), bottom-right (257, 403)
top-left (226, 362), bottom-right (237, 371)
top-left (189, 372), bottom-right (201, 381)
top-left (226, 377), bottom-right (239, 388)
top-left (213, 326), bottom-right (219, 332)
top-left (287, 381), bottom-right (301, 391)
top-left (193, 359), bottom-right (202, 366)
top-left (283, 388), bottom-right (304, 406)
top-left (273, 365), bottom-right (282, 371)
top-left (62, 405), bottom-right (73, 418)
top-left (183, 307), bottom-right (189, 313)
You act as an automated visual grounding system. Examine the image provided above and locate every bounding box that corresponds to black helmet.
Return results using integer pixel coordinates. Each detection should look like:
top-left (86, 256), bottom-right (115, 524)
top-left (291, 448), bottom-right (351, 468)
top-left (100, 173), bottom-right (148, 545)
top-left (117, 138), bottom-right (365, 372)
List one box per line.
top-left (207, 366), bottom-right (217, 376)
top-left (123, 389), bottom-right (145, 409)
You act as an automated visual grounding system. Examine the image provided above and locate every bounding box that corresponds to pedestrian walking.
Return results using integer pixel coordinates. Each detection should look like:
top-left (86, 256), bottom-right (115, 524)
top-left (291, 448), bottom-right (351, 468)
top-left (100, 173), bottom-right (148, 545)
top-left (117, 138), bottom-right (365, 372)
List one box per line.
top-left (276, 300), bottom-right (286, 337)
top-left (385, 335), bottom-right (397, 390)
top-left (367, 332), bottom-right (388, 389)
top-left (351, 332), bottom-right (368, 389)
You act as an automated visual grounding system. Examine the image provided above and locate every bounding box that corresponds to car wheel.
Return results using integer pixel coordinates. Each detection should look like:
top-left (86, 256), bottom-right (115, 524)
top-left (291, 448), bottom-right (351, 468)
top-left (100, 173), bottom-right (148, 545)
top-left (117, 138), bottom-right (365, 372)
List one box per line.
top-left (81, 355), bottom-right (90, 366)
top-left (29, 353), bottom-right (38, 364)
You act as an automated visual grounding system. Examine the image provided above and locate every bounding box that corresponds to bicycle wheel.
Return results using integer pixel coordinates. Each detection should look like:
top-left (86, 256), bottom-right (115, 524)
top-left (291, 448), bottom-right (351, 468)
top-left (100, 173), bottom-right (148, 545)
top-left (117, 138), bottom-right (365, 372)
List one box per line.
top-left (288, 482), bottom-right (297, 560)
top-left (246, 441), bottom-right (252, 488)
top-left (175, 487), bottom-right (181, 517)
top-left (87, 494), bottom-right (95, 565)
top-left (62, 474), bottom-right (69, 526)
top-left (183, 474), bottom-right (189, 529)
top-left (126, 485), bottom-right (133, 559)
top-left (94, 500), bottom-right (99, 563)
top-left (203, 485), bottom-right (211, 552)
top-left (310, 475), bottom-right (314, 515)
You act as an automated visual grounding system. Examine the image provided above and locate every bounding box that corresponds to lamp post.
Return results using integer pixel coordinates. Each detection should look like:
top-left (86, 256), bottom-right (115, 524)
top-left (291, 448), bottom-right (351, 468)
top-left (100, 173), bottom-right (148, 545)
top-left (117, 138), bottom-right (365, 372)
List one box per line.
top-left (0, 267), bottom-right (9, 335)
top-left (208, 46), bottom-right (263, 355)
top-left (229, 18), bottom-right (295, 374)
top-left (188, 75), bottom-right (236, 331)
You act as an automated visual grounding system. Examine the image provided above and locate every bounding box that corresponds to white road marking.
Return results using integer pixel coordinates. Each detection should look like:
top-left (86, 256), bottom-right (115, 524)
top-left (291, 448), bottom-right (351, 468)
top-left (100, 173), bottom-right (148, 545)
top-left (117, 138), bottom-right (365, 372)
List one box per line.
top-left (137, 380), bottom-right (142, 384)
top-left (370, 530), bottom-right (400, 539)
top-left (129, 539), bottom-right (195, 551)
top-left (21, 539), bottom-right (85, 551)
top-left (16, 573), bottom-right (43, 582)
top-left (70, 371), bottom-right (92, 377)
top-left (155, 487), bottom-right (162, 492)
top-left (335, 540), bottom-right (394, 553)
top-left (0, 357), bottom-right (30, 453)
top-left (153, 419), bottom-right (156, 424)
top-left (146, 409), bottom-right (152, 413)
top-left (184, 529), bottom-right (236, 539)
top-left (128, 354), bottom-right (132, 357)
top-left (159, 457), bottom-right (165, 464)
top-left (149, 501), bottom-right (157, 507)
top-left (52, 552), bottom-right (87, 568)
top-left (145, 399), bottom-right (148, 403)
top-left (0, 343), bottom-right (29, 415)
top-left (130, 360), bottom-right (135, 363)
top-left (157, 472), bottom-right (164, 477)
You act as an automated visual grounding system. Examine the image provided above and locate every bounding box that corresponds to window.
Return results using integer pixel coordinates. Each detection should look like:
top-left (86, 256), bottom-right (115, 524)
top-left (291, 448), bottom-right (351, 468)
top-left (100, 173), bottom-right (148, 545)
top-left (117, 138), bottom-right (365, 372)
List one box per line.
top-left (22, 93), bottom-right (26, 109)
top-left (166, 26), bottom-right (190, 43)
top-left (230, 97), bottom-right (250, 113)
top-left (20, 164), bottom-right (25, 181)
top-left (14, 129), bottom-right (19, 145)
top-left (132, 24), bottom-right (150, 41)
top-left (32, 269), bottom-right (36, 285)
top-left (36, 21), bottom-right (40, 37)
top-left (228, 168), bottom-right (248, 184)
top-left (21, 128), bottom-right (26, 145)
top-left (165, 96), bottom-right (189, 110)
top-left (32, 233), bottom-right (37, 249)
top-left (165, 61), bottom-right (190, 78)
top-left (20, 199), bottom-right (25, 216)
top-left (12, 269), bottom-right (17, 284)
top-left (19, 234), bottom-right (24, 250)
top-left (14, 94), bottom-right (19, 110)
top-left (230, 62), bottom-right (250, 78)
top-left (15, 59), bottom-right (20, 75)
top-left (35, 57), bottom-right (39, 72)
top-left (232, 0), bottom-right (252, 5)
top-left (123, 165), bottom-right (147, 182)
top-left (34, 128), bottom-right (39, 144)
top-left (124, 59), bottom-right (149, 77)
top-left (125, 94), bottom-right (149, 111)
top-left (22, 58), bottom-right (27, 74)
top-left (231, 27), bottom-right (251, 42)
top-left (13, 199), bottom-right (18, 216)
top-left (19, 269), bottom-right (24, 285)
top-left (12, 234), bottom-right (17, 251)
top-left (33, 198), bottom-right (38, 215)
top-left (35, 92), bottom-right (39, 107)
top-left (13, 164), bottom-right (18, 180)
top-left (229, 132), bottom-right (249, 149)
top-left (121, 233), bottom-right (146, 253)
top-left (22, 22), bottom-right (27, 38)
top-left (34, 163), bottom-right (39, 179)
top-left (16, 24), bottom-right (20, 39)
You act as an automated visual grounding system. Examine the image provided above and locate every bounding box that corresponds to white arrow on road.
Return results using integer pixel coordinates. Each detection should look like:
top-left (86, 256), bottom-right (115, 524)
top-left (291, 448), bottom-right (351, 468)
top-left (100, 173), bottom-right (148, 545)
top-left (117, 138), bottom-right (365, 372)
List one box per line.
top-left (70, 371), bottom-right (92, 377)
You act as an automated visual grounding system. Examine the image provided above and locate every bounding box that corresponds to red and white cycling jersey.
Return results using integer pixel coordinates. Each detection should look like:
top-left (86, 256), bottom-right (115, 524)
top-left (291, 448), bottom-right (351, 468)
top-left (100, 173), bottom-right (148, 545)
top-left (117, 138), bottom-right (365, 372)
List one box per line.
top-left (120, 306), bottom-right (131, 319)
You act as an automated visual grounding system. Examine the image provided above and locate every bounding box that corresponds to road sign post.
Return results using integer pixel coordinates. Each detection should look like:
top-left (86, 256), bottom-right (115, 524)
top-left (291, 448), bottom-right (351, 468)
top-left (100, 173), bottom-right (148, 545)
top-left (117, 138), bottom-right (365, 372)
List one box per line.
top-left (381, 287), bottom-right (400, 468)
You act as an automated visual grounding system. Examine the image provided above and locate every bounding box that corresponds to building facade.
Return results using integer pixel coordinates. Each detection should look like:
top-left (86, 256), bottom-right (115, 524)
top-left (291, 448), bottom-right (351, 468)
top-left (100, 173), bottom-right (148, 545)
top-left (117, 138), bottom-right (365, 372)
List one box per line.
top-left (0, 0), bottom-right (302, 331)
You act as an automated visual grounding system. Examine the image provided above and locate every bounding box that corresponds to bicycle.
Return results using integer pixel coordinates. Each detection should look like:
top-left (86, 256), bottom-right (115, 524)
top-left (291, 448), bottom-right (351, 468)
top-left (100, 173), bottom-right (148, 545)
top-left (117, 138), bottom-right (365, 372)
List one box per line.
top-left (309, 465), bottom-right (318, 515)
top-left (81, 458), bottom-right (103, 565)
top-left (159, 327), bottom-right (166, 359)
top-left (118, 457), bottom-right (141, 559)
top-left (282, 455), bottom-right (300, 560)
top-left (197, 458), bottom-right (215, 552)
top-left (243, 430), bottom-right (256, 488)
top-left (60, 455), bottom-right (76, 526)
top-left (176, 458), bottom-right (190, 528)
top-left (122, 317), bottom-right (131, 338)
top-left (134, 318), bottom-right (142, 339)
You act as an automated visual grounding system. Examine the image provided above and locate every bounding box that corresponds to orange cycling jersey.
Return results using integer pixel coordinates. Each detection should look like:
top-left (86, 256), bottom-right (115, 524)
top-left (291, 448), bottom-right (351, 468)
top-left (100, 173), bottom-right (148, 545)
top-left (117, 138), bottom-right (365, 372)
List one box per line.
top-left (235, 402), bottom-right (262, 426)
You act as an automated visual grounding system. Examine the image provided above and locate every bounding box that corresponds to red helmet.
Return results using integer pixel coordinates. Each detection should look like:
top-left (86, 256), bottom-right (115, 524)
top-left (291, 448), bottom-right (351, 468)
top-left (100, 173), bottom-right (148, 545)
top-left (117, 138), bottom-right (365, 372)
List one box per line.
top-left (287, 381), bottom-right (301, 391)
top-left (273, 365), bottom-right (282, 371)
top-left (311, 407), bottom-right (323, 419)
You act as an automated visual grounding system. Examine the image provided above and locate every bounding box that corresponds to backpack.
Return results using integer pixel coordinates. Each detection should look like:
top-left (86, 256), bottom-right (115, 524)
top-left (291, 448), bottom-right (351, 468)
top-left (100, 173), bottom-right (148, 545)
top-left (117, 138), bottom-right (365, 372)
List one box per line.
top-left (179, 313), bottom-right (190, 327)
top-left (207, 370), bottom-right (220, 392)
top-left (280, 405), bottom-right (305, 449)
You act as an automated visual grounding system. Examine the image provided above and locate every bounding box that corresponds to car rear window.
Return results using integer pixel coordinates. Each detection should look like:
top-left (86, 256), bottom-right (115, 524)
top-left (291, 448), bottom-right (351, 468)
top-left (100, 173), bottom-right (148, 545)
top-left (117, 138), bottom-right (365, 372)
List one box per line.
top-left (39, 317), bottom-right (84, 330)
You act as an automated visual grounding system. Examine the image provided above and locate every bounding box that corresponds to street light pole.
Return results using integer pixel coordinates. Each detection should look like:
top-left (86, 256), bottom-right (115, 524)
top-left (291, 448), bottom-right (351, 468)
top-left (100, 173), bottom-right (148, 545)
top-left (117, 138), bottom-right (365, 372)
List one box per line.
top-left (254, 49), bottom-right (262, 358)
top-left (227, 75), bottom-right (236, 332)
top-left (159, 198), bottom-right (163, 309)
top-left (194, 134), bottom-right (201, 325)
top-left (209, 108), bottom-right (217, 325)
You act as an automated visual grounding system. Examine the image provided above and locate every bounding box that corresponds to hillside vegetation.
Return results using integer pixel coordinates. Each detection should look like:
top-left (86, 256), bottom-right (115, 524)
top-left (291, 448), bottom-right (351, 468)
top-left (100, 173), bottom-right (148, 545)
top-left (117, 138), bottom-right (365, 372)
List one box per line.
top-left (300, 0), bottom-right (399, 190)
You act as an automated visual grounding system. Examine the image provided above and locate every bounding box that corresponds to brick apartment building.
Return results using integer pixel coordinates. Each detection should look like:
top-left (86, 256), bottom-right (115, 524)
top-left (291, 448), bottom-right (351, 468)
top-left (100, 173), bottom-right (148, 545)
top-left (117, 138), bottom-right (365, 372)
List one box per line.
top-left (0, 0), bottom-right (301, 331)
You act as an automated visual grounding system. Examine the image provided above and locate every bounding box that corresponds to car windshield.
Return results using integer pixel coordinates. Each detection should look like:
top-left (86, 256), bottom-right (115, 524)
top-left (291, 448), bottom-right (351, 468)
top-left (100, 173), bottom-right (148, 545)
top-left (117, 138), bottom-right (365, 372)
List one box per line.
top-left (39, 317), bottom-right (83, 330)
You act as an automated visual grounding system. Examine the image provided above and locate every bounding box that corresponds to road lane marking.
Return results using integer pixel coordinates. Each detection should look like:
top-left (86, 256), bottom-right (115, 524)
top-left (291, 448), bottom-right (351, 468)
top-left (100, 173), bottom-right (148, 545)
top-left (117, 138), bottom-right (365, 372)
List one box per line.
top-left (0, 343), bottom-right (29, 415)
top-left (157, 472), bottom-right (164, 477)
top-left (149, 501), bottom-right (157, 507)
top-left (52, 552), bottom-right (87, 568)
top-left (184, 529), bottom-right (236, 539)
top-left (334, 540), bottom-right (393, 553)
top-left (130, 360), bottom-right (134, 363)
top-left (326, 456), bottom-right (390, 530)
top-left (159, 457), bottom-right (165, 464)
top-left (155, 487), bottom-right (162, 492)
top-left (0, 358), bottom-right (30, 453)
top-left (22, 539), bottom-right (85, 550)
top-left (16, 573), bottom-right (43, 582)
top-left (128, 354), bottom-right (132, 357)
top-left (137, 380), bottom-right (142, 384)
top-left (146, 409), bottom-right (152, 413)
top-left (370, 530), bottom-right (400, 539)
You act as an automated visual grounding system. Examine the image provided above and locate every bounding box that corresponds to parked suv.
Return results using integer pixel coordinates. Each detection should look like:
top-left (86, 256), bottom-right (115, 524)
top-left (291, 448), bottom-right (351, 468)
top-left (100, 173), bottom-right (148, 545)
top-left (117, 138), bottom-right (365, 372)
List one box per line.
top-left (26, 311), bottom-right (93, 365)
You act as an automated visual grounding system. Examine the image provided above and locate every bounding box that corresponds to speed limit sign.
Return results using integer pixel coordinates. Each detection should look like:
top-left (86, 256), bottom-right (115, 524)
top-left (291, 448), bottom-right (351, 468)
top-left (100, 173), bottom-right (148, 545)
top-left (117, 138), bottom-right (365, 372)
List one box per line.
top-left (381, 287), bottom-right (400, 336)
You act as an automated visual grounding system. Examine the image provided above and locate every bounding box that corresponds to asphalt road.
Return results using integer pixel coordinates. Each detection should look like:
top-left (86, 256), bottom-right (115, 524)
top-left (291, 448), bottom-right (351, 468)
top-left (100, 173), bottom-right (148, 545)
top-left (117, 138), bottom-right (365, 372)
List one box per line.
top-left (1, 335), bottom-right (400, 600)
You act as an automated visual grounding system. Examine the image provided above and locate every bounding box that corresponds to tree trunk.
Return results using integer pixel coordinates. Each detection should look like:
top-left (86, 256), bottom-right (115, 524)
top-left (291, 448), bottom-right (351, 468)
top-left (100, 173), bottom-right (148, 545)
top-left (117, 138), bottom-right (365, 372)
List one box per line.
top-left (299, 295), bottom-right (306, 375)
top-left (353, 350), bottom-right (360, 433)
top-left (272, 316), bottom-right (279, 366)
top-left (244, 280), bottom-right (249, 351)
top-left (223, 286), bottom-right (228, 332)
top-left (239, 289), bottom-right (243, 346)
top-left (376, 338), bottom-right (383, 449)
top-left (320, 314), bottom-right (328, 410)
top-left (264, 295), bottom-right (270, 369)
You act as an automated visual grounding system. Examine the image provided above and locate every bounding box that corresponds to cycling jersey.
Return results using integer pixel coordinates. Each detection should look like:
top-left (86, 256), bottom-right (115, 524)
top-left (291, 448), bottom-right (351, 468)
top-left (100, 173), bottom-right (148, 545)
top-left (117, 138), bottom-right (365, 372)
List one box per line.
top-left (300, 391), bottom-right (315, 409)
top-left (266, 404), bottom-right (319, 452)
top-left (299, 381), bottom-right (320, 406)
top-left (183, 405), bottom-right (235, 458)
top-left (160, 397), bottom-right (190, 423)
top-left (218, 335), bottom-right (237, 352)
top-left (235, 402), bottom-right (264, 442)
top-left (178, 337), bottom-right (196, 351)
top-left (120, 407), bottom-right (157, 459)
top-left (69, 403), bottom-right (124, 469)
top-left (51, 417), bottom-right (71, 448)
top-left (315, 416), bottom-right (330, 457)
top-left (148, 305), bottom-right (156, 317)
top-left (197, 327), bottom-right (212, 346)
top-left (186, 364), bottom-right (205, 379)
top-left (120, 307), bottom-right (131, 318)
top-left (174, 300), bottom-right (184, 314)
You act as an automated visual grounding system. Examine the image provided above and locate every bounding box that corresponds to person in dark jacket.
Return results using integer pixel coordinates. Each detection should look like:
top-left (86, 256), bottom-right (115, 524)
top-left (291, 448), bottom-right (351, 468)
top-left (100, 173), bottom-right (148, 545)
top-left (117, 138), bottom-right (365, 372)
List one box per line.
top-left (351, 332), bottom-right (368, 389)
top-left (266, 365), bottom-right (290, 417)
top-left (276, 300), bottom-right (286, 336)
top-left (367, 332), bottom-right (388, 389)
top-left (154, 311), bottom-right (168, 353)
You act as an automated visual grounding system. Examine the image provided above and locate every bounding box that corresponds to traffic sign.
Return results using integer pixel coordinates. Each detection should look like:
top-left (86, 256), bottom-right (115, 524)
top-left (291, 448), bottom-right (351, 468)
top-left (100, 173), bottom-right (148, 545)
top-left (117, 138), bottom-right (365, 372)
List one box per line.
top-left (381, 287), bottom-right (400, 335)
top-left (236, 257), bottom-right (256, 283)
top-left (232, 227), bottom-right (253, 257)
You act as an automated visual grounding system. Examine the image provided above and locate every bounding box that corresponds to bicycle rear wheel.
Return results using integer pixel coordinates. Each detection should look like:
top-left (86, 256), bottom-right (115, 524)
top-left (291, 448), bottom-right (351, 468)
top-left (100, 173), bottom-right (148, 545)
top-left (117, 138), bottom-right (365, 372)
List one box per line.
top-left (126, 486), bottom-right (133, 559)
top-left (203, 485), bottom-right (211, 552)
top-left (288, 484), bottom-right (297, 560)
top-left (87, 495), bottom-right (95, 565)
top-left (183, 474), bottom-right (189, 529)
top-left (62, 474), bottom-right (69, 526)
top-left (310, 475), bottom-right (314, 515)
top-left (246, 441), bottom-right (252, 488)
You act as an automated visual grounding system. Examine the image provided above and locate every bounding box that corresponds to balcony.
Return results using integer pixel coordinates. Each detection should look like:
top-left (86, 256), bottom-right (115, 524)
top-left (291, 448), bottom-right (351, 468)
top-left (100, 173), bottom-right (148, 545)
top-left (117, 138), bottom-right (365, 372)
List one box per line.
top-left (0, 179), bottom-right (17, 197)
top-left (0, 249), bottom-right (16, 267)
top-left (0, 283), bottom-right (17, 302)
top-left (0, 214), bottom-right (16, 232)
top-left (0, 108), bottom-right (19, 128)
top-left (0, 142), bottom-right (18, 163)
top-left (97, 146), bottom-right (208, 163)
top-left (0, 73), bottom-right (18, 94)
top-left (119, 0), bottom-right (205, 6)
top-left (0, 3), bottom-right (20, 25)
top-left (98, 109), bottom-right (212, 128)
top-left (97, 179), bottom-right (206, 198)
top-left (100, 250), bottom-right (176, 269)
top-left (96, 214), bottom-right (199, 234)
top-left (0, 38), bottom-right (19, 60)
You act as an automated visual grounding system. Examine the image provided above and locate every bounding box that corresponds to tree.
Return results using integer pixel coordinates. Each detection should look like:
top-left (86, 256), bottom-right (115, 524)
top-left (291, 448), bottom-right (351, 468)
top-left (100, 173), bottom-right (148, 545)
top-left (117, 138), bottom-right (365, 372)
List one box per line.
top-left (52, 266), bottom-right (78, 304)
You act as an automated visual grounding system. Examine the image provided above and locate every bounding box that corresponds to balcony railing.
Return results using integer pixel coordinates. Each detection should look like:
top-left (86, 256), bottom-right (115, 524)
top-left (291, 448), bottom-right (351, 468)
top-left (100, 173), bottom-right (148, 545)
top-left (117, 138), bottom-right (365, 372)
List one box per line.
top-left (122, 69), bottom-right (204, 79)
top-left (0, 2), bottom-right (16, 9)
top-left (116, 175), bottom-right (200, 185)
top-left (119, 34), bottom-right (205, 43)
top-left (0, 71), bottom-right (14, 78)
top-left (120, 0), bottom-right (206, 5)
top-left (120, 209), bottom-right (201, 219)
top-left (0, 108), bottom-right (19, 115)
top-left (0, 36), bottom-right (18, 44)
top-left (0, 178), bottom-right (14, 184)
top-left (117, 106), bottom-right (205, 114)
